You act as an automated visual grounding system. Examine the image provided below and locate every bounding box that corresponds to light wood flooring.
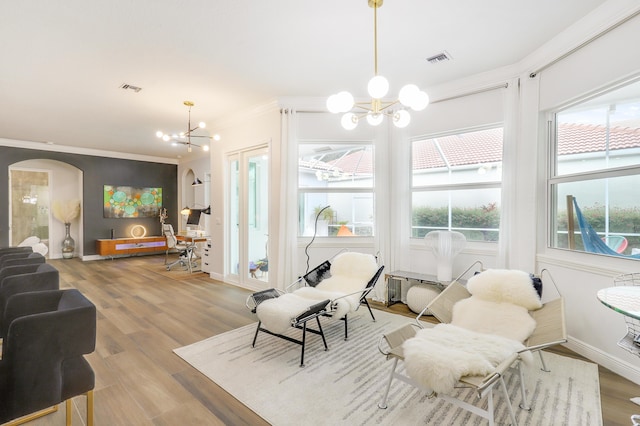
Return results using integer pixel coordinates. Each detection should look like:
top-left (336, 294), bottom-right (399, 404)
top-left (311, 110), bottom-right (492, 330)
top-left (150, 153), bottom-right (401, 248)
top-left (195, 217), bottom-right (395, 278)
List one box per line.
top-left (8, 255), bottom-right (640, 425)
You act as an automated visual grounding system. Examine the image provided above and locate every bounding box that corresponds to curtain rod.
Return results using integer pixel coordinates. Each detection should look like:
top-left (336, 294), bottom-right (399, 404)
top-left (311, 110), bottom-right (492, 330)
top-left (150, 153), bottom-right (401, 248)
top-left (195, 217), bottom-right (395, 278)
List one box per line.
top-left (529, 8), bottom-right (640, 78)
top-left (430, 82), bottom-right (509, 104)
top-left (288, 82), bottom-right (509, 114)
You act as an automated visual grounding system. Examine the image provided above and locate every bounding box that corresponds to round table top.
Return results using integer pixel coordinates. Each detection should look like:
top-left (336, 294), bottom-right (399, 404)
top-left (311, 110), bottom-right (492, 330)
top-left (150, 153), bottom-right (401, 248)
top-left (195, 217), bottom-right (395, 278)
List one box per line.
top-left (597, 286), bottom-right (640, 320)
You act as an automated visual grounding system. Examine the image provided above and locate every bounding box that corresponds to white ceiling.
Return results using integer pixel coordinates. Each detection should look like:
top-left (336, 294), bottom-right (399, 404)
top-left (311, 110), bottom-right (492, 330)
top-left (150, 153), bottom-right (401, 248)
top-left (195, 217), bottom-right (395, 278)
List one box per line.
top-left (0, 0), bottom-right (608, 162)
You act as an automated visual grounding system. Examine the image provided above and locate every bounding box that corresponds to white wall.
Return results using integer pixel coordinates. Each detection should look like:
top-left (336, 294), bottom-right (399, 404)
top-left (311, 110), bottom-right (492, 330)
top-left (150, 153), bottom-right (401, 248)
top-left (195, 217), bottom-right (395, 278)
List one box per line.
top-left (178, 155), bottom-right (210, 234)
top-left (207, 103), bottom-right (281, 287)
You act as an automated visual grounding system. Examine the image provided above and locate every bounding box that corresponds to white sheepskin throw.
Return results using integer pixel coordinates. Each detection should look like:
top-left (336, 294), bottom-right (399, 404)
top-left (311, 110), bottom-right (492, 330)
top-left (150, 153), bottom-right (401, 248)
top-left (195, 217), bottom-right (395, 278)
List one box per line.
top-left (306, 252), bottom-right (378, 318)
top-left (326, 252), bottom-right (378, 283)
top-left (256, 293), bottom-right (329, 334)
top-left (466, 269), bottom-right (542, 311)
top-left (451, 298), bottom-right (536, 342)
top-left (403, 324), bottom-right (528, 395)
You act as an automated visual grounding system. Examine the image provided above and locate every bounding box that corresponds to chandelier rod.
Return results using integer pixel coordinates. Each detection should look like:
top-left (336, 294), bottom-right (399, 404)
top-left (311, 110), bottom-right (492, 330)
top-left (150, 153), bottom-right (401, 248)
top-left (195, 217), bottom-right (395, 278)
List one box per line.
top-left (373, 1), bottom-right (378, 76)
top-left (187, 103), bottom-right (192, 149)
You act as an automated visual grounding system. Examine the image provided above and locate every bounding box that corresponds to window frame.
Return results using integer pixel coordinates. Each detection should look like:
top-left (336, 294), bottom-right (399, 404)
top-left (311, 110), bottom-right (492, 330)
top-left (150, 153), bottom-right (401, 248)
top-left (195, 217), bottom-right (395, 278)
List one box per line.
top-left (410, 124), bottom-right (504, 242)
top-left (297, 140), bottom-right (375, 238)
top-left (546, 77), bottom-right (640, 257)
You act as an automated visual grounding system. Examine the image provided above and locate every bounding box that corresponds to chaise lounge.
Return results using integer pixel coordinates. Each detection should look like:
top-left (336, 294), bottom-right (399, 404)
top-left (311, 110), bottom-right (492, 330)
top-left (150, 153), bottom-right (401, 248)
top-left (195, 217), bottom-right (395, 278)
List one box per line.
top-left (246, 251), bottom-right (384, 366)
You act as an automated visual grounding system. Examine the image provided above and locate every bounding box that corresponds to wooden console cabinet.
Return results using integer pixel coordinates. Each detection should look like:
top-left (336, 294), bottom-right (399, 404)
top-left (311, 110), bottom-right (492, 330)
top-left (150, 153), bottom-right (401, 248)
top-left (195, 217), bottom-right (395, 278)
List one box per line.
top-left (96, 236), bottom-right (167, 257)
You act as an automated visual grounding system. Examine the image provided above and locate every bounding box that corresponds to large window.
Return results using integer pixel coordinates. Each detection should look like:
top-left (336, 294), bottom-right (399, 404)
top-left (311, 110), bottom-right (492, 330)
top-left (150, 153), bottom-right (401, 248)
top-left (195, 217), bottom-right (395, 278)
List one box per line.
top-left (549, 79), bottom-right (640, 258)
top-left (298, 142), bottom-right (374, 237)
top-left (411, 127), bottom-right (503, 241)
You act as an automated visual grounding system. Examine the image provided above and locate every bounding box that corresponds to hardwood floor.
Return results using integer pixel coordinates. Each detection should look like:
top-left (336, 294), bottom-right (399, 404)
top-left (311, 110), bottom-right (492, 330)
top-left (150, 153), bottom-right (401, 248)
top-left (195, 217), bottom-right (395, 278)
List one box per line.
top-left (11, 255), bottom-right (640, 425)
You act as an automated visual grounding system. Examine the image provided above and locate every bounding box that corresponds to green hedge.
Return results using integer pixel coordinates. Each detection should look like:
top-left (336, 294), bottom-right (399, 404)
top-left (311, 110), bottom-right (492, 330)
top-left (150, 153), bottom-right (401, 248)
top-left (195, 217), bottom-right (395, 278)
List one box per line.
top-left (412, 204), bottom-right (500, 241)
top-left (413, 203), bottom-right (640, 251)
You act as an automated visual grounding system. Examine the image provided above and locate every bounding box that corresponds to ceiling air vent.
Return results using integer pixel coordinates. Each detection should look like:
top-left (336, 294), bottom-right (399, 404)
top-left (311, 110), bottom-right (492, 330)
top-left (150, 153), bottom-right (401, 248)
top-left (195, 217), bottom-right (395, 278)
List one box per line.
top-left (119, 83), bottom-right (142, 93)
top-left (426, 51), bottom-right (452, 64)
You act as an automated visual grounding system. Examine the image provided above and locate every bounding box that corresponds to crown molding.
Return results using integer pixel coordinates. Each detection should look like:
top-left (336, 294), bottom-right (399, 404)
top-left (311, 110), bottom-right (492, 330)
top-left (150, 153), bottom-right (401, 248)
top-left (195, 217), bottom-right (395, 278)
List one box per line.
top-left (0, 137), bottom-right (179, 165)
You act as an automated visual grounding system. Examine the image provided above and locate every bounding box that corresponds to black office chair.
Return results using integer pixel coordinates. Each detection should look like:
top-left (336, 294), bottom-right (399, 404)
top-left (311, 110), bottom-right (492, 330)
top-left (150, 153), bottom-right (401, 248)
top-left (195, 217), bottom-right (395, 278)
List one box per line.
top-left (0, 263), bottom-right (60, 338)
top-left (0, 289), bottom-right (96, 425)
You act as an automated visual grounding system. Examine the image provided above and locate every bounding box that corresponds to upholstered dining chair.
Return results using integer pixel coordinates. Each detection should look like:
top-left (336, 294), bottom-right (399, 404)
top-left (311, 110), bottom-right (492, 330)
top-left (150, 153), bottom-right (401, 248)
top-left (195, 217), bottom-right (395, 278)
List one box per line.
top-left (0, 252), bottom-right (45, 270)
top-left (0, 289), bottom-right (96, 426)
top-left (0, 263), bottom-right (60, 338)
top-left (0, 246), bottom-right (32, 257)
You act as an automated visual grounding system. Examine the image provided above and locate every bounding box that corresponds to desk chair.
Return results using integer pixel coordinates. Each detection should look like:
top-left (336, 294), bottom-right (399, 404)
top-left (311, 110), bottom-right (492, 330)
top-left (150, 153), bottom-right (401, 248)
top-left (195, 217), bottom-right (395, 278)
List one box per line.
top-left (163, 224), bottom-right (196, 273)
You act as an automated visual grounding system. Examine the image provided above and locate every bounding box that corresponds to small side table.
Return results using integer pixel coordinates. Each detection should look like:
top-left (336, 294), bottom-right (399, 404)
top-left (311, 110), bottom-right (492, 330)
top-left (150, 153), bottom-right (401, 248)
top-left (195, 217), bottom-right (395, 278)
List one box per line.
top-left (597, 284), bottom-right (640, 407)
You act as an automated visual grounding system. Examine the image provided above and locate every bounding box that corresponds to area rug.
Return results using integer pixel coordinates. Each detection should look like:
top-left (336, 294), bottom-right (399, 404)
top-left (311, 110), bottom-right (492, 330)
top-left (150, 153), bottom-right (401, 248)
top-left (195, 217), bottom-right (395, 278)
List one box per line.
top-left (174, 310), bottom-right (602, 425)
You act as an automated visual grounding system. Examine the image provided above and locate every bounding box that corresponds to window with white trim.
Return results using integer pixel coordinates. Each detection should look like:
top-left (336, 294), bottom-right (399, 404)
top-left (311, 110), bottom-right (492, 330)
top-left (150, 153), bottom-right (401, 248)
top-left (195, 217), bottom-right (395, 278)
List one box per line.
top-left (411, 126), bottom-right (503, 242)
top-left (298, 142), bottom-right (374, 237)
top-left (549, 79), bottom-right (640, 258)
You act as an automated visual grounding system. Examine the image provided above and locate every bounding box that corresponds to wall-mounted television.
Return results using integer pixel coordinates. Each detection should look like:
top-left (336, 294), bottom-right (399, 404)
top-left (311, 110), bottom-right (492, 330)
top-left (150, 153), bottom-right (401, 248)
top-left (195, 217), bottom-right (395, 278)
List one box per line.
top-left (103, 185), bottom-right (162, 218)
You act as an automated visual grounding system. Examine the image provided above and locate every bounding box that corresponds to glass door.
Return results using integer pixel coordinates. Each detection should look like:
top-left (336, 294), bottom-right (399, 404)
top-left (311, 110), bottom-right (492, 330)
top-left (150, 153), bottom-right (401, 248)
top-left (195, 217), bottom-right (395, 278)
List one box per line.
top-left (228, 156), bottom-right (240, 278)
top-left (9, 168), bottom-right (51, 250)
top-left (226, 147), bottom-right (269, 288)
top-left (247, 150), bottom-right (269, 284)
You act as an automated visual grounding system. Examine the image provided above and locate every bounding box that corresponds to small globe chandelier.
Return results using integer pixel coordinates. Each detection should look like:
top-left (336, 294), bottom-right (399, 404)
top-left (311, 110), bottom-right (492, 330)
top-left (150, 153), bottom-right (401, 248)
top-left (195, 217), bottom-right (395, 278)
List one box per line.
top-left (155, 101), bottom-right (220, 153)
top-left (327, 0), bottom-right (429, 130)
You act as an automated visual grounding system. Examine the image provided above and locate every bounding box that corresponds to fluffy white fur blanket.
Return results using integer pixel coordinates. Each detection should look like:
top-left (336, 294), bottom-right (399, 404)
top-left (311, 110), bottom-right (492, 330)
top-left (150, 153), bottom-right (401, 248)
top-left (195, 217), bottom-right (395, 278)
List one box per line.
top-left (255, 252), bottom-right (378, 332)
top-left (256, 293), bottom-right (329, 334)
top-left (403, 324), bottom-right (530, 394)
top-left (451, 298), bottom-right (536, 342)
top-left (466, 269), bottom-right (542, 310)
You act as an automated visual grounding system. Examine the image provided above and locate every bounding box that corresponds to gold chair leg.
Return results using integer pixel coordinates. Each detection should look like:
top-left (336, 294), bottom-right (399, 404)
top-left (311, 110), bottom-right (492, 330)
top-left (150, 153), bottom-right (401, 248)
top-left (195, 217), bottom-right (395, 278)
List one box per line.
top-left (66, 399), bottom-right (72, 426)
top-left (5, 406), bottom-right (58, 426)
top-left (64, 390), bottom-right (94, 426)
top-left (87, 390), bottom-right (94, 426)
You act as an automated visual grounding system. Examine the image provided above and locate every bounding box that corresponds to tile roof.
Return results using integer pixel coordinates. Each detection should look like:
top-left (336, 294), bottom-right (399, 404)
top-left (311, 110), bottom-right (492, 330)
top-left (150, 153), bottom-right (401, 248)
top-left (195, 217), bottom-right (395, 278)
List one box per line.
top-left (412, 128), bottom-right (503, 169)
top-left (299, 123), bottom-right (640, 174)
top-left (557, 123), bottom-right (640, 155)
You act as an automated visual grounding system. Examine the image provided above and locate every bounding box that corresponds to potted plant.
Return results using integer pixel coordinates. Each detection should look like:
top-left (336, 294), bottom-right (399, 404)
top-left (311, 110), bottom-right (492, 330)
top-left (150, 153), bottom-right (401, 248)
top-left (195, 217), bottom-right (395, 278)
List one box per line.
top-left (313, 206), bottom-right (335, 222)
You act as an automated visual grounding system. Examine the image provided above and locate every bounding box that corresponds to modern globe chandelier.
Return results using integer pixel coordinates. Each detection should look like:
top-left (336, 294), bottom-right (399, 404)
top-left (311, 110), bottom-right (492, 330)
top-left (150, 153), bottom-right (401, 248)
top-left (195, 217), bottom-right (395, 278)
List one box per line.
top-left (327, 0), bottom-right (429, 130)
top-left (155, 101), bottom-right (220, 153)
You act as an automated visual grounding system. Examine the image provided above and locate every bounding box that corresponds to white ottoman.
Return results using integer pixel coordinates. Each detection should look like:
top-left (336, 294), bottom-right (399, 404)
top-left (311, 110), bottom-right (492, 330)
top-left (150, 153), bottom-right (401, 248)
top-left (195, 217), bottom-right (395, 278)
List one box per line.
top-left (406, 284), bottom-right (441, 314)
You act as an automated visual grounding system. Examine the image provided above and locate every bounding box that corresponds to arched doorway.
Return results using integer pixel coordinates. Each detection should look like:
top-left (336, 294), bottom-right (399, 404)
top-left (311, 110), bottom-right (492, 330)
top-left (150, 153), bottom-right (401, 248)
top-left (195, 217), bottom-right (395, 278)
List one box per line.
top-left (9, 159), bottom-right (83, 258)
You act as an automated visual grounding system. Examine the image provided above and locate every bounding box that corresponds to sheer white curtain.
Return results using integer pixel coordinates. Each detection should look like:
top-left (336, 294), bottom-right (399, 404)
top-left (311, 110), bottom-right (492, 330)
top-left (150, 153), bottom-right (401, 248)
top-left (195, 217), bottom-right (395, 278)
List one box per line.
top-left (275, 109), bottom-right (299, 289)
top-left (497, 79), bottom-right (520, 268)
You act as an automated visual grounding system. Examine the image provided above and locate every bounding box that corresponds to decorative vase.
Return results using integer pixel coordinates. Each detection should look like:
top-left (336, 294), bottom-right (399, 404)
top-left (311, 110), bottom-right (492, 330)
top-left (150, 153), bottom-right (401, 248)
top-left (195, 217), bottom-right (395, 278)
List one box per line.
top-left (62, 222), bottom-right (75, 259)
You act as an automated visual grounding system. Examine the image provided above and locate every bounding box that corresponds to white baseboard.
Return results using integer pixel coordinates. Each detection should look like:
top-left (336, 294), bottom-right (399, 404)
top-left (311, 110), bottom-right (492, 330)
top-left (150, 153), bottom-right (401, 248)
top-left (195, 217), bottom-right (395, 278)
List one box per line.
top-left (82, 255), bottom-right (104, 261)
top-left (209, 272), bottom-right (224, 281)
top-left (566, 335), bottom-right (640, 386)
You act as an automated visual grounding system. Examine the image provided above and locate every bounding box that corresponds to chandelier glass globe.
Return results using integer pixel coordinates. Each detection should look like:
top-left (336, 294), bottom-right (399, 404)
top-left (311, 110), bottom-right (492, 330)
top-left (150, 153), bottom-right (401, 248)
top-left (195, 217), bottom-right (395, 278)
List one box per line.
top-left (341, 112), bottom-right (359, 130)
top-left (367, 75), bottom-right (389, 99)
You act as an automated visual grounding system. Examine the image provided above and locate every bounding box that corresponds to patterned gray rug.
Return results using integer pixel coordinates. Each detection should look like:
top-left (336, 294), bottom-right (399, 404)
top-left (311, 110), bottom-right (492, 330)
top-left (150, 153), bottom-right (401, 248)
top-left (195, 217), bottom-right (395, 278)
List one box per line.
top-left (174, 310), bottom-right (602, 425)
